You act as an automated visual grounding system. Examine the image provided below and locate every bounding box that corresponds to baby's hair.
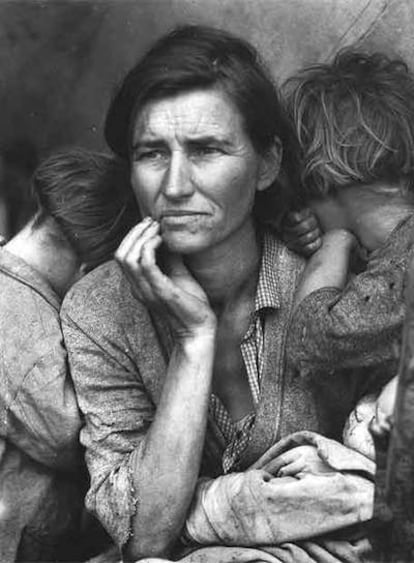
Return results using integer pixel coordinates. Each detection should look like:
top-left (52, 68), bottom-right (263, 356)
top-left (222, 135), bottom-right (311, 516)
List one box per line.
top-left (286, 50), bottom-right (414, 199)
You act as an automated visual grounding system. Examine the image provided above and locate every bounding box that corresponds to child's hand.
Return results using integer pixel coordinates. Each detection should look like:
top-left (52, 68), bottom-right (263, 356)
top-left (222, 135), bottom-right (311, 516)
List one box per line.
top-left (281, 209), bottom-right (322, 257)
top-left (268, 445), bottom-right (334, 477)
top-left (370, 376), bottom-right (398, 439)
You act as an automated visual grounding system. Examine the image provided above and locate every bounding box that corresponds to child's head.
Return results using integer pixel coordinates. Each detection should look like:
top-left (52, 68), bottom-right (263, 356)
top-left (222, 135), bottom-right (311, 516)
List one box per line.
top-left (32, 149), bottom-right (139, 271)
top-left (287, 50), bottom-right (414, 201)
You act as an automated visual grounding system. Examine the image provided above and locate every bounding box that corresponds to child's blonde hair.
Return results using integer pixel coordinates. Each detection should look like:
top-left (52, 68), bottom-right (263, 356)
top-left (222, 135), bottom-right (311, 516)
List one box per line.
top-left (286, 51), bottom-right (414, 200)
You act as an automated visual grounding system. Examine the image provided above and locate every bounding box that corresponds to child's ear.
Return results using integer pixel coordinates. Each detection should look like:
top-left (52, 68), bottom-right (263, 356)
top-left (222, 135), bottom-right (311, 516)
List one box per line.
top-left (257, 136), bottom-right (282, 192)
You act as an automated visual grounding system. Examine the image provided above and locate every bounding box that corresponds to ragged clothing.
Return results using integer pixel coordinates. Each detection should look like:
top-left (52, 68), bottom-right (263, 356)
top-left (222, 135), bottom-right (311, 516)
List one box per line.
top-left (87, 432), bottom-right (375, 563)
top-left (185, 431), bottom-right (374, 548)
top-left (61, 230), bottom-right (375, 561)
top-left (209, 231), bottom-right (284, 473)
top-left (287, 214), bottom-right (414, 387)
top-left (134, 433), bottom-right (374, 563)
top-left (0, 247), bottom-right (84, 561)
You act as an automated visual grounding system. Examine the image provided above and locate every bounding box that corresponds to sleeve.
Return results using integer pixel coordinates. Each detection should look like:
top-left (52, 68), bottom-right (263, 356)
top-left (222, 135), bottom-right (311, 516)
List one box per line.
top-left (287, 252), bottom-right (407, 373)
top-left (5, 331), bottom-right (82, 471)
top-left (61, 289), bottom-right (157, 548)
top-left (185, 471), bottom-right (374, 546)
top-left (184, 432), bottom-right (375, 547)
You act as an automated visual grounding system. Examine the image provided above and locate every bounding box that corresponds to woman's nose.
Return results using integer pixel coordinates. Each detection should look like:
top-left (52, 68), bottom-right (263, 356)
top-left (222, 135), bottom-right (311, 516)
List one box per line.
top-left (161, 153), bottom-right (194, 199)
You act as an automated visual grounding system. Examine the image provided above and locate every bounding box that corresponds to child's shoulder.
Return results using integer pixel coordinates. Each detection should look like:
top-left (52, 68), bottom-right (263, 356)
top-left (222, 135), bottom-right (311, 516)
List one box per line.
top-left (373, 213), bottom-right (414, 262)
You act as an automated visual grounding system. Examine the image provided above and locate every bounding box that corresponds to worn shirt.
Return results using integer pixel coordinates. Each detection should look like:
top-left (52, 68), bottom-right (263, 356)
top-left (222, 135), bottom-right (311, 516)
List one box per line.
top-left (62, 229), bottom-right (370, 549)
top-left (0, 247), bottom-right (84, 561)
top-left (287, 214), bottom-right (414, 391)
top-left (210, 232), bottom-right (281, 473)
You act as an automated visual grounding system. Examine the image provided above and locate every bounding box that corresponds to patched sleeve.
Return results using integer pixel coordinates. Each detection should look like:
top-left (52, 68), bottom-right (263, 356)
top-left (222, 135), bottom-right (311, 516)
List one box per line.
top-left (61, 290), bottom-right (156, 547)
top-left (287, 255), bottom-right (406, 373)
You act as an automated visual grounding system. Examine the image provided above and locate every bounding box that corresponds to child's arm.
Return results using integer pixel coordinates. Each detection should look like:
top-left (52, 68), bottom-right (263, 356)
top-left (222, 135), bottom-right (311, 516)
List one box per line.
top-left (294, 229), bottom-right (356, 309)
top-left (287, 231), bottom-right (408, 374)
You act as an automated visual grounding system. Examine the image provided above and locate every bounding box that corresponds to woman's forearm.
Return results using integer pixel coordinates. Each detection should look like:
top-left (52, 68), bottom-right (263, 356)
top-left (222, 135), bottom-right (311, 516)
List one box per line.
top-left (294, 229), bottom-right (356, 309)
top-left (124, 330), bottom-right (216, 561)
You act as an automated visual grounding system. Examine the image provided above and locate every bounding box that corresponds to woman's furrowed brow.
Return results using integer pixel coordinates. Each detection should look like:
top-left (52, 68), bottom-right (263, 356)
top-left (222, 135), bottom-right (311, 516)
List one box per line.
top-left (131, 139), bottom-right (165, 151)
top-left (185, 134), bottom-right (234, 147)
top-left (132, 134), bottom-right (234, 152)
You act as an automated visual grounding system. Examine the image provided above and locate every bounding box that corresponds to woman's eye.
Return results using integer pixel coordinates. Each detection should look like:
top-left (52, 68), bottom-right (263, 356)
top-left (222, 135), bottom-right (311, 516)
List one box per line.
top-left (136, 150), bottom-right (167, 162)
top-left (191, 146), bottom-right (222, 157)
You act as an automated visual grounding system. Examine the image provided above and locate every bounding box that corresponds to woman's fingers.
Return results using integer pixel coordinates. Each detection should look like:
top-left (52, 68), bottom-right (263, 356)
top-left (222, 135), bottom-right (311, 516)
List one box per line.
top-left (277, 459), bottom-right (303, 477)
top-left (139, 235), bottom-right (172, 306)
top-left (122, 221), bottom-right (160, 272)
top-left (140, 234), bottom-right (163, 270)
top-left (115, 218), bottom-right (163, 304)
top-left (115, 216), bottom-right (154, 261)
top-left (115, 218), bottom-right (214, 332)
top-left (264, 449), bottom-right (296, 475)
top-left (120, 224), bottom-right (208, 323)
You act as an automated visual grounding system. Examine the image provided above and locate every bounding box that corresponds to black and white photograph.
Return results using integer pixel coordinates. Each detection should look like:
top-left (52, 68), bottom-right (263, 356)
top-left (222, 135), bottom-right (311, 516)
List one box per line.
top-left (0, 1), bottom-right (413, 562)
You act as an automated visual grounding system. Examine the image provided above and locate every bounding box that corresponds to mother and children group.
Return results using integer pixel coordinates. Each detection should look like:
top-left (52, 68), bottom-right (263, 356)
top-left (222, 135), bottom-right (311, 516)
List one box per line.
top-left (1, 23), bottom-right (412, 563)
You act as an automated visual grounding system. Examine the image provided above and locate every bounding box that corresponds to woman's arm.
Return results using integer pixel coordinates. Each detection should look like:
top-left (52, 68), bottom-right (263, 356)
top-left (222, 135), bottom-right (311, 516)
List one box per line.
top-left (184, 432), bottom-right (375, 547)
top-left (124, 332), bottom-right (215, 560)
top-left (115, 219), bottom-right (218, 560)
top-left (63, 218), bottom-right (218, 561)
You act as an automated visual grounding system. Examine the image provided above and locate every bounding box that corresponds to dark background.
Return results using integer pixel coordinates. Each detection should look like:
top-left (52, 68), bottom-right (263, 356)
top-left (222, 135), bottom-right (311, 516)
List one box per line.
top-left (0, 0), bottom-right (411, 234)
top-left (1, 0), bottom-right (411, 155)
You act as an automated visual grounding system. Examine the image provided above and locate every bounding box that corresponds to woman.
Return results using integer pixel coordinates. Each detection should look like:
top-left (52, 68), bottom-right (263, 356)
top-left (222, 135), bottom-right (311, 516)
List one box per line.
top-left (61, 27), bottom-right (374, 562)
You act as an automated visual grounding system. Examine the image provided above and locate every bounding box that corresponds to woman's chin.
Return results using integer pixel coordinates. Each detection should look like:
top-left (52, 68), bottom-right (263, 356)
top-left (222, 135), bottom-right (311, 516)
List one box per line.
top-left (162, 232), bottom-right (210, 255)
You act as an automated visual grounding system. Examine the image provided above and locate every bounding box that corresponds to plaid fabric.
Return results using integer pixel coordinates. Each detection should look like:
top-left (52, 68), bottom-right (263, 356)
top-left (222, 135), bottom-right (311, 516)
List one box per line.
top-left (209, 231), bottom-right (280, 473)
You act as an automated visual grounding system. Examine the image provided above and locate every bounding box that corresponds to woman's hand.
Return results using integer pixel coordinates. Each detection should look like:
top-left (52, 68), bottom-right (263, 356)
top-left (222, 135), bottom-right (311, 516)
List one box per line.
top-left (267, 445), bottom-right (334, 477)
top-left (281, 208), bottom-right (322, 257)
top-left (115, 217), bottom-right (217, 340)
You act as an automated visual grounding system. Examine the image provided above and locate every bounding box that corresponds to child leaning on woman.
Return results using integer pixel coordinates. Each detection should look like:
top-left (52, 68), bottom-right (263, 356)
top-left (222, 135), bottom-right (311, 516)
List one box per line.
top-left (280, 50), bottom-right (414, 472)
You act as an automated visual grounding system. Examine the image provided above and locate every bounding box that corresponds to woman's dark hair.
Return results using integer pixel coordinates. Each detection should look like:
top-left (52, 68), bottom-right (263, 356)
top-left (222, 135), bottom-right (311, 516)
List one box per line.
top-left (32, 149), bottom-right (139, 271)
top-left (105, 24), bottom-right (301, 222)
top-left (286, 50), bottom-right (414, 199)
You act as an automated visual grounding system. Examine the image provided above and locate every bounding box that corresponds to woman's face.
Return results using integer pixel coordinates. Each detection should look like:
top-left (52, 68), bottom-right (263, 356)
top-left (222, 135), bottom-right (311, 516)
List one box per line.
top-left (130, 89), bottom-right (277, 254)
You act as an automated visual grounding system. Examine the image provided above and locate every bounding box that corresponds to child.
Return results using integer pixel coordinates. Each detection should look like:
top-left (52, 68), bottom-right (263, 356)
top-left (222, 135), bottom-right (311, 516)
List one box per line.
top-left (280, 51), bottom-right (414, 459)
top-left (0, 149), bottom-right (138, 562)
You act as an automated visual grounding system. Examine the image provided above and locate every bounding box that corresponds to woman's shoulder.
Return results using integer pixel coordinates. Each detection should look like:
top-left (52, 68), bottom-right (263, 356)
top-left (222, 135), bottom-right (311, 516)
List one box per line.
top-left (264, 229), bottom-right (306, 277)
top-left (61, 259), bottom-right (148, 326)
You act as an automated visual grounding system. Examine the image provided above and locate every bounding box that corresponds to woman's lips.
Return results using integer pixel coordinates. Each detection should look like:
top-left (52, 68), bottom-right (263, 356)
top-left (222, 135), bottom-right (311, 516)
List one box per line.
top-left (160, 211), bottom-right (208, 227)
top-left (161, 210), bottom-right (206, 217)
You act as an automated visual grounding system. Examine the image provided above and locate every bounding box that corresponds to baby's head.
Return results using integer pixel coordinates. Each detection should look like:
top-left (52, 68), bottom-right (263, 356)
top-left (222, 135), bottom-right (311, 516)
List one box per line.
top-left (286, 50), bottom-right (414, 202)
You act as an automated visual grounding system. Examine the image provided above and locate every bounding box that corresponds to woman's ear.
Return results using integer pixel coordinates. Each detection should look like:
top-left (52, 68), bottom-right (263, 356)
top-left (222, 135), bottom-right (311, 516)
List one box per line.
top-left (257, 136), bottom-right (282, 192)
